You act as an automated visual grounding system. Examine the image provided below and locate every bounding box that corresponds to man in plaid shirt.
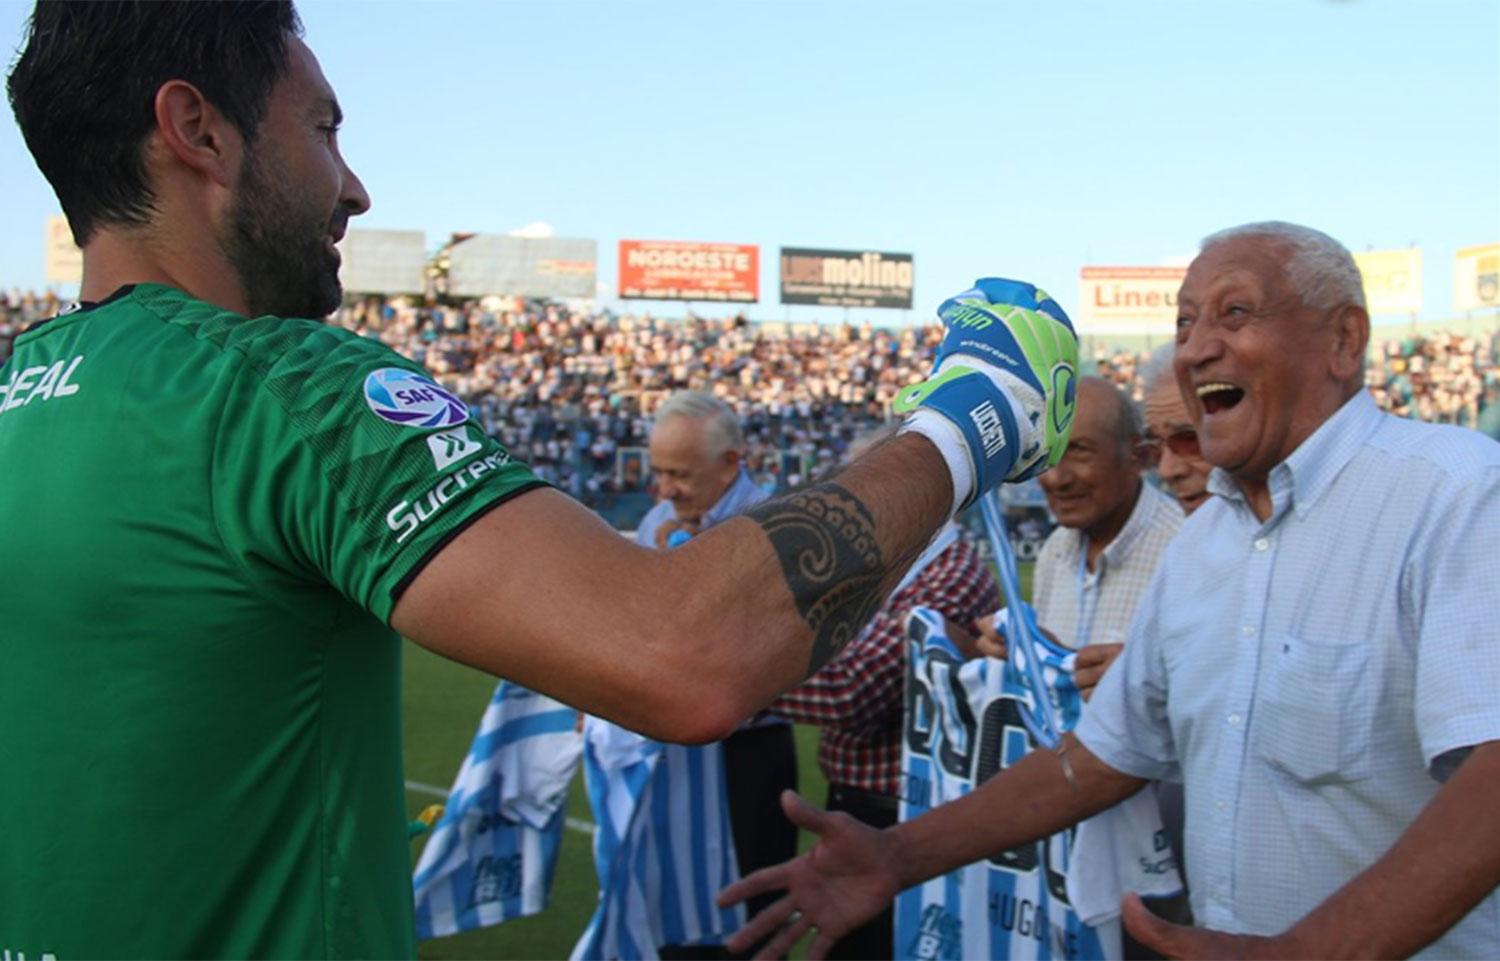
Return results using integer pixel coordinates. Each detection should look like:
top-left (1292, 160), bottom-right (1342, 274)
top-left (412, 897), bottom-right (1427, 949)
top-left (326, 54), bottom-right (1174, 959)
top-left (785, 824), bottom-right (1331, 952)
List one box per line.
top-left (771, 427), bottom-right (1001, 960)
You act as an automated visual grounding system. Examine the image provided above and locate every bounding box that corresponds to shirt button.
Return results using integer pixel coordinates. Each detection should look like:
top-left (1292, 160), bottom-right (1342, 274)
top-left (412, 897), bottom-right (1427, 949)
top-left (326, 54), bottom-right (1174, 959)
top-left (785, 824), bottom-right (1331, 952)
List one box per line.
top-left (1216, 800), bottom-right (1227, 811)
top-left (1254, 537), bottom-right (1270, 552)
top-left (1241, 625), bottom-right (1255, 636)
top-left (1228, 713), bottom-right (1242, 726)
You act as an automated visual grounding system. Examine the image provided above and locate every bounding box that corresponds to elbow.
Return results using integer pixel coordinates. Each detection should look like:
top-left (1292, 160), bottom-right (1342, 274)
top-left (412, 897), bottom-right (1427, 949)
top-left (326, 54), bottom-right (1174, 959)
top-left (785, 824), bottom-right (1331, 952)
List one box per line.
top-left (629, 688), bottom-right (748, 745)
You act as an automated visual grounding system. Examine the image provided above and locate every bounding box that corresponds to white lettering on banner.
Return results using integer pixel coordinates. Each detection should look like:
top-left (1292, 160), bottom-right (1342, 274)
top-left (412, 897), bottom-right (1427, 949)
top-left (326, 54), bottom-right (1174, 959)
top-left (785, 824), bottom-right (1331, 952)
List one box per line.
top-left (0, 354), bottom-right (83, 417)
top-left (2, 948), bottom-right (61, 961)
top-left (821, 252), bottom-right (914, 290)
top-left (625, 248), bottom-right (751, 272)
top-left (386, 449), bottom-right (513, 543)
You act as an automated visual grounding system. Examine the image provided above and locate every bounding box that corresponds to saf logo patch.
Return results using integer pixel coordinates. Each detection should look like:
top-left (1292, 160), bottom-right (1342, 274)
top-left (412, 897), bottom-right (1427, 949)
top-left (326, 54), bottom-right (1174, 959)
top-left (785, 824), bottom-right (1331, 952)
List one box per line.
top-left (364, 367), bottom-right (468, 429)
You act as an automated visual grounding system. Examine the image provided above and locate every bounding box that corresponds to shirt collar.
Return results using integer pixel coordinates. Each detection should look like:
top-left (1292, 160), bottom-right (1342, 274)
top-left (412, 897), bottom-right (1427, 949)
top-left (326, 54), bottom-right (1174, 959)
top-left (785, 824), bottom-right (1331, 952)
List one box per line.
top-left (1205, 390), bottom-right (1383, 520)
top-left (702, 468), bottom-right (764, 527)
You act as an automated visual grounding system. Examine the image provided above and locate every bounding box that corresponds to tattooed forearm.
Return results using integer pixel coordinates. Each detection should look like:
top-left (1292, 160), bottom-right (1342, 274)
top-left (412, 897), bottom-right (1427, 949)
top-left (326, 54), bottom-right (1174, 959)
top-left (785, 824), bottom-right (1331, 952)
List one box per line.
top-left (746, 482), bottom-right (889, 674)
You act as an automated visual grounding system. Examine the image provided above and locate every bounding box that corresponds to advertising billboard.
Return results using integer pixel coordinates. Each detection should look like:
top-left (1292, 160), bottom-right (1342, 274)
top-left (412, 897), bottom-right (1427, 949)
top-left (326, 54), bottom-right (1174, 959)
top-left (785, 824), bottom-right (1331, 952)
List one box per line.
top-left (337, 229), bottom-right (427, 294)
top-left (1352, 248), bottom-right (1422, 314)
top-left (618, 240), bottom-right (758, 302)
top-left (448, 235), bottom-right (598, 299)
top-left (1076, 266), bottom-right (1186, 338)
top-left (1453, 243), bottom-right (1500, 312)
top-left (44, 216), bottom-right (82, 285)
top-left (779, 248), bottom-right (914, 308)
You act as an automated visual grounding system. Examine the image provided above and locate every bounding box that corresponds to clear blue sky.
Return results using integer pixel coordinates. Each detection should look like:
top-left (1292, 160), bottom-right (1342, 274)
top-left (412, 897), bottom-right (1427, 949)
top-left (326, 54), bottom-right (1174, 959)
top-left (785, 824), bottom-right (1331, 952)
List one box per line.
top-left (2, 0), bottom-right (1497, 326)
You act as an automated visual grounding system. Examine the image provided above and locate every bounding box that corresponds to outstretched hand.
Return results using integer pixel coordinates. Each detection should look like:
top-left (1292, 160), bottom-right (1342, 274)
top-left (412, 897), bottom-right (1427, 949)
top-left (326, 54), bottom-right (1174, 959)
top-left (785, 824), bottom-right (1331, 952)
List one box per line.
top-left (1122, 893), bottom-right (1293, 960)
top-left (718, 790), bottom-right (904, 960)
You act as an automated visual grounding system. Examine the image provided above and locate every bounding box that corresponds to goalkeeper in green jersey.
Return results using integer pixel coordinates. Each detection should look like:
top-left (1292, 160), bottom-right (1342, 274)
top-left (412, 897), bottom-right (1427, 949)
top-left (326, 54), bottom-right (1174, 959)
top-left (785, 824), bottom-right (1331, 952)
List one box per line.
top-left (1, 2), bottom-right (1076, 957)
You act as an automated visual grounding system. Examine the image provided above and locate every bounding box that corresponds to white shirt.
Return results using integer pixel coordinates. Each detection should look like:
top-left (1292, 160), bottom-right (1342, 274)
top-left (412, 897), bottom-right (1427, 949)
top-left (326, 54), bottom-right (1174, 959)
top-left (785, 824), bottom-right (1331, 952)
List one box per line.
top-left (1076, 391), bottom-right (1500, 958)
top-left (1032, 481), bottom-right (1183, 650)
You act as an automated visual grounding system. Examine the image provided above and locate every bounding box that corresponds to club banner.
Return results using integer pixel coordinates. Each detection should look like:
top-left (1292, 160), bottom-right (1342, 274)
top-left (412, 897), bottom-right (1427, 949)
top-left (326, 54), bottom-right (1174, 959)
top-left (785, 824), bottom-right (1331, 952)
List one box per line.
top-left (779, 248), bottom-right (914, 308)
top-left (617, 240), bottom-right (758, 302)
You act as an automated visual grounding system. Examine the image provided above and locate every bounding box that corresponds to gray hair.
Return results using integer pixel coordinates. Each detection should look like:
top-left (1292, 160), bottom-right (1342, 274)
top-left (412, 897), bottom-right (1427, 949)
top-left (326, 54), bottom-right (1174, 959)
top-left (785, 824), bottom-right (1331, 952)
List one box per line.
top-left (1200, 221), bottom-right (1366, 312)
top-left (653, 390), bottom-right (744, 457)
top-left (1139, 343), bottom-right (1177, 395)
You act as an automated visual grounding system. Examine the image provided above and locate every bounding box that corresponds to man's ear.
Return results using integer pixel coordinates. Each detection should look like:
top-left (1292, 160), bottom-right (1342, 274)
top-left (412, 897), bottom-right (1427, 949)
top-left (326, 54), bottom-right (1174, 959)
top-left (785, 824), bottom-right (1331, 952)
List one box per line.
top-left (1328, 302), bottom-right (1370, 383)
top-left (152, 79), bottom-right (239, 189)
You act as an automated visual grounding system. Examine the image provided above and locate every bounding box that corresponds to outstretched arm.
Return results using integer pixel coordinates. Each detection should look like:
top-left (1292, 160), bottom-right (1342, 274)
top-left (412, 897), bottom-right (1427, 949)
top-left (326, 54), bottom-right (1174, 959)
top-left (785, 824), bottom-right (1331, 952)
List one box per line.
top-left (1125, 740), bottom-right (1500, 960)
top-left (393, 279), bottom-right (1078, 744)
top-left (720, 732), bottom-right (1145, 958)
top-left (393, 434), bottom-right (949, 742)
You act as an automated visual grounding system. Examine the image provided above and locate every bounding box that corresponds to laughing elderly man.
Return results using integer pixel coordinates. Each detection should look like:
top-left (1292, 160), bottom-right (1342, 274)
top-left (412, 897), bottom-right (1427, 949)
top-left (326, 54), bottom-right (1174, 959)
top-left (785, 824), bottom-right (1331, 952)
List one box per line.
top-left (722, 221), bottom-right (1500, 961)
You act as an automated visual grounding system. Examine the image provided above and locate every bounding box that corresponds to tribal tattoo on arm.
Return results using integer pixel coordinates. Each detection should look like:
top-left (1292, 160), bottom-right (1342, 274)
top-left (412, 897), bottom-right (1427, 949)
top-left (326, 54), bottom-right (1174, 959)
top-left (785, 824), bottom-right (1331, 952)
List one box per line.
top-left (747, 482), bottom-right (905, 675)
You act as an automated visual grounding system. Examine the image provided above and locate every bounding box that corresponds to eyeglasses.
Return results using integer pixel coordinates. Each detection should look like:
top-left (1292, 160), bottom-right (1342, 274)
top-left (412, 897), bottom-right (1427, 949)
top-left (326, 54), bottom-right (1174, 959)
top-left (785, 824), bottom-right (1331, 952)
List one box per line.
top-left (1140, 428), bottom-right (1201, 461)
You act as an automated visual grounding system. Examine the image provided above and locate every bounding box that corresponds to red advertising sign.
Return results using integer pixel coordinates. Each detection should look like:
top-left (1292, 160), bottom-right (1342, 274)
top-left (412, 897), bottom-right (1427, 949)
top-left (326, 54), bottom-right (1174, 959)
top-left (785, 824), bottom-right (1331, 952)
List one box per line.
top-left (618, 240), bottom-right (759, 302)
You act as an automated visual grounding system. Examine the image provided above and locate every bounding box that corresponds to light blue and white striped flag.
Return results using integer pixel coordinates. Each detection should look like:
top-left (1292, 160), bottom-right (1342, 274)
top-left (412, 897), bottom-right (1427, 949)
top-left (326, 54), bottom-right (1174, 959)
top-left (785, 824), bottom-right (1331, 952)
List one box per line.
top-left (412, 680), bottom-right (583, 940)
top-left (896, 607), bottom-right (1112, 960)
top-left (570, 718), bottom-right (745, 961)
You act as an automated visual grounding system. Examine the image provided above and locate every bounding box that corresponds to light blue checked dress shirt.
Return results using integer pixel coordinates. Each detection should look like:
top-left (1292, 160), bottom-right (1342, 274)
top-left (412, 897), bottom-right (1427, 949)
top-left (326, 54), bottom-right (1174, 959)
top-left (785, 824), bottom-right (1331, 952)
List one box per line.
top-left (1075, 390), bottom-right (1500, 958)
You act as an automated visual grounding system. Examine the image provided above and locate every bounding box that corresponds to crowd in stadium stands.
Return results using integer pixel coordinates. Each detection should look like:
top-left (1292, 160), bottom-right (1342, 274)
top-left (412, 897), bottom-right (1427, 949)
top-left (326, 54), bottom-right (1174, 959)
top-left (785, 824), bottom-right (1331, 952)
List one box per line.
top-left (4, 287), bottom-right (1498, 502)
top-left (331, 296), bottom-right (943, 507)
top-left (1366, 331), bottom-right (1500, 428)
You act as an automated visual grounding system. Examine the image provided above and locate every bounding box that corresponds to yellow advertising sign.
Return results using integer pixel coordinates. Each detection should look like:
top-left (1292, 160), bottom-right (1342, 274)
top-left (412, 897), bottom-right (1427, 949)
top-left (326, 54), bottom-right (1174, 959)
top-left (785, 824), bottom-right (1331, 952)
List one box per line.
top-left (1453, 243), bottom-right (1500, 312)
top-left (1352, 248), bottom-right (1422, 314)
top-left (44, 215), bottom-right (82, 284)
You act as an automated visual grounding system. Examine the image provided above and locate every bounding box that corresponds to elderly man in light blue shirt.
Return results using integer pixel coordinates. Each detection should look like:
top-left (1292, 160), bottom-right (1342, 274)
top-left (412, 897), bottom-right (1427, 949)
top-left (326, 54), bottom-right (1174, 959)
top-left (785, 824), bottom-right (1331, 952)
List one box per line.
top-left (597, 390), bottom-right (799, 956)
top-left (721, 222), bottom-right (1500, 961)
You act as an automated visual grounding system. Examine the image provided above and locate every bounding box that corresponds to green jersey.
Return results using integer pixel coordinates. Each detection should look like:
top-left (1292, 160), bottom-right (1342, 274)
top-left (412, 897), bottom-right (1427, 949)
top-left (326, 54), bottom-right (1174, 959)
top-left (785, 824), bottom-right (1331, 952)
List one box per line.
top-left (0, 284), bottom-right (545, 959)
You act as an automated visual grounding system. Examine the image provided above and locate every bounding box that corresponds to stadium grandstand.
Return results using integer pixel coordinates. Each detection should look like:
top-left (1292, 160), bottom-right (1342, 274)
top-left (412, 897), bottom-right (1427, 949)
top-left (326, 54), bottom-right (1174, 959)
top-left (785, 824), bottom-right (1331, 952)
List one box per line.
top-left (6, 284), bottom-right (1496, 530)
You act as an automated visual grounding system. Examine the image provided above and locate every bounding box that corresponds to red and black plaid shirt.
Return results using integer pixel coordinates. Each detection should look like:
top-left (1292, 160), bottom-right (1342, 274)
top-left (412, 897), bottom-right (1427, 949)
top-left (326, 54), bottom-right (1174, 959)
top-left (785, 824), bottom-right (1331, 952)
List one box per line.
top-left (771, 537), bottom-right (1001, 796)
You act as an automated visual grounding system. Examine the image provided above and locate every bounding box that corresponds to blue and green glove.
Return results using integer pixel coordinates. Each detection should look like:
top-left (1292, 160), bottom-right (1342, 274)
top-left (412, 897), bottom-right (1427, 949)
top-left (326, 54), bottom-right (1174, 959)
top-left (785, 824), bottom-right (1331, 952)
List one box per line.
top-left (895, 278), bottom-right (1078, 512)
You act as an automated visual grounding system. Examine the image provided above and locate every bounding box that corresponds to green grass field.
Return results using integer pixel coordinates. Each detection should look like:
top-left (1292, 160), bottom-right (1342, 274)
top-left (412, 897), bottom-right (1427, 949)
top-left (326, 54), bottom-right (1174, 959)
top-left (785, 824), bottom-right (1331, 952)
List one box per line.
top-left (403, 562), bottom-right (1033, 960)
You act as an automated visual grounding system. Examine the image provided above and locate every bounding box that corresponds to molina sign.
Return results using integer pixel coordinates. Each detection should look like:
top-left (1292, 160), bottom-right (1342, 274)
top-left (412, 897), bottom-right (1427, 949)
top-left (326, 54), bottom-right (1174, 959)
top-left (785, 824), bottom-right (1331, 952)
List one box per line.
top-left (618, 240), bottom-right (758, 302)
top-left (779, 248), bottom-right (914, 308)
top-left (1453, 243), bottom-right (1499, 312)
top-left (1352, 248), bottom-right (1422, 314)
top-left (1076, 266), bottom-right (1186, 338)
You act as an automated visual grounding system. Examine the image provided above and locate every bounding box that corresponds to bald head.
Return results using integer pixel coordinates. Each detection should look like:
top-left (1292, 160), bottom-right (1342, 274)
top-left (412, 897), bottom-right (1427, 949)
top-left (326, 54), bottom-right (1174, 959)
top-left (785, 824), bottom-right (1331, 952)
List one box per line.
top-left (1077, 377), bottom-right (1142, 454)
top-left (1039, 377), bottom-right (1146, 543)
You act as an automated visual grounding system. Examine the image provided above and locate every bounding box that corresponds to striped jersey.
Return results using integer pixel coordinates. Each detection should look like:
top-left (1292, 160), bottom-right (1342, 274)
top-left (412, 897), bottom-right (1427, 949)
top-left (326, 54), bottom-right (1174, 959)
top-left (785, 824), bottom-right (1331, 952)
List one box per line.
top-left (571, 718), bottom-right (745, 961)
top-left (897, 608), bottom-right (1118, 960)
top-left (412, 681), bottom-right (583, 939)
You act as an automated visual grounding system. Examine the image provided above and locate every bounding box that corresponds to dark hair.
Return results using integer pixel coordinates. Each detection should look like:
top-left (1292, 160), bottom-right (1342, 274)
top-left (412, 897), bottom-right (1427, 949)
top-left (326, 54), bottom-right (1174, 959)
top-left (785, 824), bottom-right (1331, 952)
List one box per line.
top-left (7, 1), bottom-right (303, 245)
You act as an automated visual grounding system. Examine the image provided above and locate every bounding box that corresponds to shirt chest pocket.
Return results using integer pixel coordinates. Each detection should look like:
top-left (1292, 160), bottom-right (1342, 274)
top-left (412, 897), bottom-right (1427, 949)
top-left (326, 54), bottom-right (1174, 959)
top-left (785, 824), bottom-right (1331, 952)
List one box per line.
top-left (1254, 634), bottom-right (1374, 785)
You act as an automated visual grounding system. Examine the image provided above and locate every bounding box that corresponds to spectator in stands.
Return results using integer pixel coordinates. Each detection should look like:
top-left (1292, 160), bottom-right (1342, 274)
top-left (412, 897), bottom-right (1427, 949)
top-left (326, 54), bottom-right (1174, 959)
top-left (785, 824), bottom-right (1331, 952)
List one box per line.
top-left (767, 424), bottom-right (1000, 961)
top-left (724, 221), bottom-right (1500, 961)
top-left (626, 391), bottom-right (799, 957)
top-left (1138, 345), bottom-right (1215, 514)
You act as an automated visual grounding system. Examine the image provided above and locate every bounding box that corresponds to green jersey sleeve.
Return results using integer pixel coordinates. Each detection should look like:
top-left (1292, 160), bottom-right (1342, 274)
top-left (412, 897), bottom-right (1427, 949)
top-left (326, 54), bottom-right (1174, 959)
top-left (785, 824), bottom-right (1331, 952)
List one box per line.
top-left (210, 316), bottom-right (546, 623)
